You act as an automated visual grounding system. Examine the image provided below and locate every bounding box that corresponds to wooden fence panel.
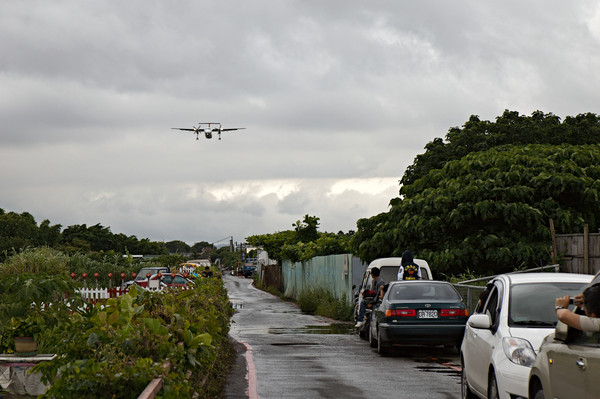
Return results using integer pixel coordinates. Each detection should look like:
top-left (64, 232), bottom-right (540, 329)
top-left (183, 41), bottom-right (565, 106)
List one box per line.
top-left (555, 231), bottom-right (600, 275)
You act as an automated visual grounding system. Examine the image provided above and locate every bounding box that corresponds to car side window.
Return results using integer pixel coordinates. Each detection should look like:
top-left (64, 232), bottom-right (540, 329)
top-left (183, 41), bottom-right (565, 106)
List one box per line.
top-left (570, 331), bottom-right (600, 347)
top-left (359, 273), bottom-right (370, 292)
top-left (484, 287), bottom-right (500, 327)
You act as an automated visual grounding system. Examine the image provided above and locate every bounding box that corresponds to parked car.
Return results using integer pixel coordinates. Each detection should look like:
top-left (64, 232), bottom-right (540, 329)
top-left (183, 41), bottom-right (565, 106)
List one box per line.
top-left (354, 257), bottom-right (433, 338)
top-left (368, 280), bottom-right (468, 355)
top-left (125, 266), bottom-right (171, 288)
top-left (242, 258), bottom-right (258, 278)
top-left (460, 272), bottom-right (592, 399)
top-left (136, 273), bottom-right (194, 290)
top-left (528, 270), bottom-right (600, 399)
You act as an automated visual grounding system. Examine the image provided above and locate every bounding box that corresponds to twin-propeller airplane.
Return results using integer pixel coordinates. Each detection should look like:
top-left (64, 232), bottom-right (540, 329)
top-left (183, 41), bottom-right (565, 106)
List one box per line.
top-left (171, 122), bottom-right (245, 140)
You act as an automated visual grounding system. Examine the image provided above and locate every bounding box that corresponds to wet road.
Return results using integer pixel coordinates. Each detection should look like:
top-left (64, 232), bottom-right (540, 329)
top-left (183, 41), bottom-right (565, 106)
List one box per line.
top-left (224, 274), bottom-right (462, 399)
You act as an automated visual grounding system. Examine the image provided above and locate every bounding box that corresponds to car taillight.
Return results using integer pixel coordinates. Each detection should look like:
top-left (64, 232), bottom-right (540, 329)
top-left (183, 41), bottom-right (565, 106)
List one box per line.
top-left (440, 309), bottom-right (469, 317)
top-left (385, 309), bottom-right (416, 317)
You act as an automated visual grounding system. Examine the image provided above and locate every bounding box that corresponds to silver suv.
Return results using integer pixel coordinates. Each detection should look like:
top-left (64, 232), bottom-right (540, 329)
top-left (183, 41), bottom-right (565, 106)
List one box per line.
top-left (528, 272), bottom-right (600, 399)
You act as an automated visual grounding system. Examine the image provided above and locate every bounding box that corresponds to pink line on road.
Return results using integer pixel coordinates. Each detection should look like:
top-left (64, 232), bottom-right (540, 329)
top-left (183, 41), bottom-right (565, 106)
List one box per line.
top-left (242, 341), bottom-right (259, 399)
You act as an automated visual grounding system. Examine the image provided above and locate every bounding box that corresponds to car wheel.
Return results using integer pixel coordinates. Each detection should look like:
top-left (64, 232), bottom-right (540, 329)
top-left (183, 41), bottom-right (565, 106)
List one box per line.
top-left (460, 360), bottom-right (476, 399)
top-left (377, 329), bottom-right (389, 355)
top-left (488, 371), bottom-right (499, 399)
top-left (368, 325), bottom-right (377, 348)
top-left (358, 324), bottom-right (367, 340)
top-left (532, 388), bottom-right (545, 399)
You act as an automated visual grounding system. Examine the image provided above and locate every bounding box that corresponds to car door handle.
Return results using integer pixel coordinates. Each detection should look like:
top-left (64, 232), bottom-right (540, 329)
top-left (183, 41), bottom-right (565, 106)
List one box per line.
top-left (576, 358), bottom-right (587, 370)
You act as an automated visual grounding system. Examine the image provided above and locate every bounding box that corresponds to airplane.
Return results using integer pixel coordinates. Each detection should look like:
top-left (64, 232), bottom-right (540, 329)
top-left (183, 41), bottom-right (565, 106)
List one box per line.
top-left (171, 122), bottom-right (245, 140)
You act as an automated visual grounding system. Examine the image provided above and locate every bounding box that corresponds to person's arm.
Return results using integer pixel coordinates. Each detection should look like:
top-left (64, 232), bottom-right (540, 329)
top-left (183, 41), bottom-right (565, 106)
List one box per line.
top-left (556, 295), bottom-right (583, 330)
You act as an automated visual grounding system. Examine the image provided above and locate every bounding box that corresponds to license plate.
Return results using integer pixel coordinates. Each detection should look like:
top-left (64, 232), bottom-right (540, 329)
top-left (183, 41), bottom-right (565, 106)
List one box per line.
top-left (418, 309), bottom-right (438, 319)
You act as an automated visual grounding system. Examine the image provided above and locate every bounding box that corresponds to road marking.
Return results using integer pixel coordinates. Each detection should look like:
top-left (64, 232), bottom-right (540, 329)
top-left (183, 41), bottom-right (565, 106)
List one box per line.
top-left (242, 341), bottom-right (259, 399)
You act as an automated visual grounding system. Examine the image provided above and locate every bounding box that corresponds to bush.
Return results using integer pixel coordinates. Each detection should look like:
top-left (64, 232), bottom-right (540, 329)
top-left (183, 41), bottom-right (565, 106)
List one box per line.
top-left (297, 288), bottom-right (353, 321)
top-left (34, 278), bottom-right (234, 398)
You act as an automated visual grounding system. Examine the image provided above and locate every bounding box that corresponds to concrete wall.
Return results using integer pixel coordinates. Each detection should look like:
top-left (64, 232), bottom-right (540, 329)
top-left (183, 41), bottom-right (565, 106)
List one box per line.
top-left (281, 254), bottom-right (367, 305)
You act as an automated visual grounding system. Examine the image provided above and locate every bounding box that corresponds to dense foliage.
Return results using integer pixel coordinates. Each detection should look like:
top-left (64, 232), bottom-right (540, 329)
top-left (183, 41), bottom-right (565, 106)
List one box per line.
top-left (0, 209), bottom-right (170, 260)
top-left (246, 215), bottom-right (353, 263)
top-left (353, 111), bottom-right (600, 276)
top-left (34, 281), bottom-right (233, 398)
top-left (0, 248), bottom-right (234, 398)
top-left (297, 288), bottom-right (353, 321)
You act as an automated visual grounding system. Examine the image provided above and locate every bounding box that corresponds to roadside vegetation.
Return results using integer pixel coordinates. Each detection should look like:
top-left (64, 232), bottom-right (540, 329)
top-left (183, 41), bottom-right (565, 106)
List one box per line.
top-left (297, 288), bottom-right (354, 321)
top-left (352, 110), bottom-right (600, 276)
top-left (0, 248), bottom-right (235, 398)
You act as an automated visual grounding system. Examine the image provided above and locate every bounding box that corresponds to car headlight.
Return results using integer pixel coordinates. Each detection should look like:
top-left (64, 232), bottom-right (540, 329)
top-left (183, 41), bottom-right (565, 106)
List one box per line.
top-left (502, 337), bottom-right (536, 367)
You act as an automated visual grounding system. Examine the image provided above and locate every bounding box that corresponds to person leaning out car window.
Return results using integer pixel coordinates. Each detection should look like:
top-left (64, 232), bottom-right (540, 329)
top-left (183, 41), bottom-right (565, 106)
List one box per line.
top-left (555, 283), bottom-right (600, 332)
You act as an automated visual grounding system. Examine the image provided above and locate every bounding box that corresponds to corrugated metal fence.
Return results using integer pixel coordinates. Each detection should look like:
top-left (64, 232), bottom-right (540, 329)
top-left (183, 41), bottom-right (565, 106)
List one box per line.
top-left (281, 254), bottom-right (366, 305)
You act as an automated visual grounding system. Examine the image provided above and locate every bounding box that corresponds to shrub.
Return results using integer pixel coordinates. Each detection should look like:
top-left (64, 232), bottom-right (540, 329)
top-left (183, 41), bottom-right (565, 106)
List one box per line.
top-left (34, 279), bottom-right (234, 398)
top-left (297, 287), bottom-right (353, 321)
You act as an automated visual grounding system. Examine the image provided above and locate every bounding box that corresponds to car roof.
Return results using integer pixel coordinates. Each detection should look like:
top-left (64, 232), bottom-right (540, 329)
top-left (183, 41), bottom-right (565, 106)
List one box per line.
top-left (388, 280), bottom-right (450, 286)
top-left (367, 257), bottom-right (429, 269)
top-left (497, 272), bottom-right (592, 285)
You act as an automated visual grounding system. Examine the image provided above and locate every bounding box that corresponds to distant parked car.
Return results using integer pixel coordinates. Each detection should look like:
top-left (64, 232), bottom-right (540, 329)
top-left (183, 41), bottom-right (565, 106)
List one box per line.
top-left (461, 272), bottom-right (592, 399)
top-left (135, 273), bottom-right (194, 290)
top-left (528, 270), bottom-right (600, 399)
top-left (354, 257), bottom-right (433, 338)
top-left (125, 266), bottom-right (171, 288)
top-left (368, 280), bottom-right (468, 355)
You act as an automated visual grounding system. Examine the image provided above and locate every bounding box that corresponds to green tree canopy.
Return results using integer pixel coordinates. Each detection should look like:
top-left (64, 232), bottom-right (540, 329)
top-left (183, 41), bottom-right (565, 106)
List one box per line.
top-left (353, 111), bottom-right (600, 276)
top-left (247, 215), bottom-right (351, 263)
top-left (165, 240), bottom-right (191, 254)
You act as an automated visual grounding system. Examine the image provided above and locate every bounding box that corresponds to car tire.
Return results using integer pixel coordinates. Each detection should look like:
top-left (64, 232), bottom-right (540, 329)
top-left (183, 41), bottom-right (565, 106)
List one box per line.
top-left (358, 324), bottom-right (367, 340)
top-left (488, 371), bottom-right (500, 399)
top-left (532, 388), bottom-right (545, 399)
top-left (377, 329), bottom-right (389, 355)
top-left (460, 360), bottom-right (477, 399)
top-left (368, 325), bottom-right (377, 348)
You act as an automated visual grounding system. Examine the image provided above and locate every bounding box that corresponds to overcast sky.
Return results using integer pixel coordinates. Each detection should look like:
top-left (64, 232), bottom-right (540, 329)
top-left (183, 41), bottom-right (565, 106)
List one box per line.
top-left (1, 1), bottom-right (599, 246)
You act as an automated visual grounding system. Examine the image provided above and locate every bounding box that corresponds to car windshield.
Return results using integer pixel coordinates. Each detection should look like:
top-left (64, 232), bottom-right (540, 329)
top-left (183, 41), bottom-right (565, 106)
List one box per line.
top-left (377, 266), bottom-right (403, 283)
top-left (163, 275), bottom-right (186, 284)
top-left (509, 282), bottom-right (588, 327)
top-left (135, 267), bottom-right (167, 281)
top-left (388, 283), bottom-right (461, 301)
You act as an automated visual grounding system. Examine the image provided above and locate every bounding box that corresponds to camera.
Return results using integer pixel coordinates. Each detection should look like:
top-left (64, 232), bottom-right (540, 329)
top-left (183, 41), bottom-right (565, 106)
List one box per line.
top-left (569, 296), bottom-right (575, 304)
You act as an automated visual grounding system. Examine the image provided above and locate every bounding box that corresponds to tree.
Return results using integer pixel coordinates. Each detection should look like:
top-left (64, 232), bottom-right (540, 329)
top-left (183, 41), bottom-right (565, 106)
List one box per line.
top-left (165, 240), bottom-right (191, 254)
top-left (293, 215), bottom-right (320, 242)
top-left (401, 111), bottom-right (600, 186)
top-left (353, 111), bottom-right (600, 276)
top-left (191, 241), bottom-right (214, 256)
top-left (247, 215), bottom-right (351, 263)
top-left (0, 211), bottom-right (39, 257)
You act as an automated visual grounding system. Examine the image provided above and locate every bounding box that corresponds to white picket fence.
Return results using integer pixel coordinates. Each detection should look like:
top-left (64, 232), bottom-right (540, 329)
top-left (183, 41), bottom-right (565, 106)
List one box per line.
top-left (77, 285), bottom-right (193, 303)
top-left (77, 287), bottom-right (129, 303)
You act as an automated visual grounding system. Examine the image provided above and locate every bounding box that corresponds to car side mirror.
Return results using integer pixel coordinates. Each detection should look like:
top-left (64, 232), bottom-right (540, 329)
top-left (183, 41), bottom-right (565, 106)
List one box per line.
top-left (554, 320), bottom-right (568, 342)
top-left (467, 313), bottom-right (492, 329)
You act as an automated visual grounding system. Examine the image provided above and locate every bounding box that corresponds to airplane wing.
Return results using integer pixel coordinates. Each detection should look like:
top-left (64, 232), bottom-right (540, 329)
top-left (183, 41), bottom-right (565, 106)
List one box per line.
top-left (171, 128), bottom-right (197, 131)
top-left (220, 128), bottom-right (246, 131)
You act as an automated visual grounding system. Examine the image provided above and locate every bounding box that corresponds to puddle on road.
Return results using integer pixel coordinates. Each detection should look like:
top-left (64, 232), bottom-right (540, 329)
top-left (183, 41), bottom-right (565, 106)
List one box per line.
top-left (415, 365), bottom-right (461, 376)
top-left (268, 323), bottom-right (355, 335)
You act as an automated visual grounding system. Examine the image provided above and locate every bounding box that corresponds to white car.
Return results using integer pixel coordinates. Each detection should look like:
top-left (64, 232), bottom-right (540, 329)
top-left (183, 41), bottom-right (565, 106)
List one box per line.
top-left (460, 272), bottom-right (592, 399)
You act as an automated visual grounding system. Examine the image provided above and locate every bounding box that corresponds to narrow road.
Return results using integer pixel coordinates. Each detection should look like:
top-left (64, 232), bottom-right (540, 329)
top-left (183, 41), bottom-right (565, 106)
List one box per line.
top-left (224, 274), bottom-right (462, 399)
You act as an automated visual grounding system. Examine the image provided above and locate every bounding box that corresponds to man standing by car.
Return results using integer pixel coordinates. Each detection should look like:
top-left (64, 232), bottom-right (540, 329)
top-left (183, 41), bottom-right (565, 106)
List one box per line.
top-left (355, 267), bottom-right (386, 328)
top-left (397, 250), bottom-right (422, 280)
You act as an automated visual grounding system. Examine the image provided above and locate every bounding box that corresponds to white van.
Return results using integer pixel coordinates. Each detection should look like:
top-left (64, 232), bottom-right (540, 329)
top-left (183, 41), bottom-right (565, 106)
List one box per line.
top-left (353, 257), bottom-right (433, 324)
